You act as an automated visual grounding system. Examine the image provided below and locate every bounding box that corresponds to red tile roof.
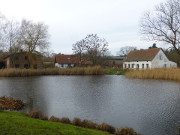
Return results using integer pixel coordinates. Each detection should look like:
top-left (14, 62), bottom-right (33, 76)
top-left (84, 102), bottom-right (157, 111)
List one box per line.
top-left (125, 48), bottom-right (161, 61)
top-left (55, 54), bottom-right (79, 64)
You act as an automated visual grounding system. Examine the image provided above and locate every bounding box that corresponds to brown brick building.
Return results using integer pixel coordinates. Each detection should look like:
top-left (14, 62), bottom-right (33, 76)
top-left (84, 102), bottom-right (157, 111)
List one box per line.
top-left (4, 52), bottom-right (43, 69)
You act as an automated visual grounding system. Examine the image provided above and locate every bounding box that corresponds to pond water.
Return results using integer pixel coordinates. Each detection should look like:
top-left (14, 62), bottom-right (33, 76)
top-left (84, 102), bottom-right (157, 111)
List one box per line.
top-left (0, 75), bottom-right (180, 135)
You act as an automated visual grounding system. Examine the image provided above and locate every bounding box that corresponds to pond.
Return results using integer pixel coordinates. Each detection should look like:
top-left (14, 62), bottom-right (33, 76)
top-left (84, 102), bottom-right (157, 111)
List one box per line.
top-left (0, 75), bottom-right (179, 135)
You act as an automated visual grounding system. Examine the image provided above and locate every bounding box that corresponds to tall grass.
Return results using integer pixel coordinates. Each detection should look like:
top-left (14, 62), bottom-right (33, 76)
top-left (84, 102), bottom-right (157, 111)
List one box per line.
top-left (126, 68), bottom-right (180, 81)
top-left (0, 66), bottom-right (104, 77)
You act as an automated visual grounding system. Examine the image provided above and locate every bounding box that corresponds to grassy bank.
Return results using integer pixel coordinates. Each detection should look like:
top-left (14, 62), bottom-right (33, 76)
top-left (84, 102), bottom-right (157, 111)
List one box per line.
top-left (126, 68), bottom-right (180, 81)
top-left (104, 68), bottom-right (126, 75)
top-left (0, 111), bottom-right (110, 135)
top-left (0, 66), bottom-right (104, 77)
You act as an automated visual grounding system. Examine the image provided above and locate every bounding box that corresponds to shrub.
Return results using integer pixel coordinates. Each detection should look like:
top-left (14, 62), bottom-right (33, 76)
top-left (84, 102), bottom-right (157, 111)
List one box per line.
top-left (0, 96), bottom-right (24, 110)
top-left (97, 123), bottom-right (116, 134)
top-left (72, 118), bottom-right (82, 126)
top-left (40, 115), bottom-right (48, 121)
top-left (59, 117), bottom-right (71, 124)
top-left (27, 110), bottom-right (48, 120)
top-left (81, 119), bottom-right (98, 129)
top-left (49, 116), bottom-right (61, 122)
top-left (116, 127), bottom-right (141, 135)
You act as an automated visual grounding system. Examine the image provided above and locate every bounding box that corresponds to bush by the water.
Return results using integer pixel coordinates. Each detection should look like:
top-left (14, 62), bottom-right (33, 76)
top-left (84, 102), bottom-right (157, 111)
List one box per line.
top-left (126, 68), bottom-right (180, 81)
top-left (72, 117), bottom-right (82, 126)
top-left (0, 96), bottom-right (24, 110)
top-left (49, 115), bottom-right (61, 122)
top-left (29, 111), bottom-right (120, 134)
top-left (28, 110), bottom-right (48, 120)
top-left (116, 127), bottom-right (141, 135)
top-left (59, 117), bottom-right (71, 124)
top-left (97, 123), bottom-right (116, 134)
top-left (81, 119), bottom-right (98, 129)
top-left (0, 66), bottom-right (104, 77)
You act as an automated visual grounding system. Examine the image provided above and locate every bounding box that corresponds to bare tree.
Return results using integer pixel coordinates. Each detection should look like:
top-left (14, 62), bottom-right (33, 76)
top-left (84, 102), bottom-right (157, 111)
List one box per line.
top-left (72, 39), bottom-right (86, 65)
top-left (19, 19), bottom-right (49, 52)
top-left (72, 34), bottom-right (109, 65)
top-left (0, 13), bottom-right (8, 51)
top-left (3, 20), bottom-right (21, 53)
top-left (117, 46), bottom-right (137, 56)
top-left (84, 34), bottom-right (108, 65)
top-left (140, 0), bottom-right (180, 57)
top-left (19, 19), bottom-right (50, 68)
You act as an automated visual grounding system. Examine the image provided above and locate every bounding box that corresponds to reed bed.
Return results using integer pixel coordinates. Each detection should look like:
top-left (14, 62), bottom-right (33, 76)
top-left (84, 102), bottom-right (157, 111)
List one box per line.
top-left (0, 66), bottom-right (104, 77)
top-left (126, 68), bottom-right (180, 81)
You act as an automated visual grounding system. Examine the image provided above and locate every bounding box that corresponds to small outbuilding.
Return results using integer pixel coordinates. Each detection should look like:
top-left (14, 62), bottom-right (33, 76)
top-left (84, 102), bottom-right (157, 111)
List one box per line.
top-left (123, 48), bottom-right (177, 69)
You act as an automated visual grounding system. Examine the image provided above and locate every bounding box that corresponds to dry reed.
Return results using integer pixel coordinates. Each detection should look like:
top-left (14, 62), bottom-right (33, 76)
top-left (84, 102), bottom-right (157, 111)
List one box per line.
top-left (116, 127), bottom-right (141, 135)
top-left (28, 111), bottom-right (140, 134)
top-left (126, 68), bottom-right (180, 82)
top-left (0, 96), bottom-right (24, 110)
top-left (28, 110), bottom-right (48, 120)
top-left (0, 66), bottom-right (104, 77)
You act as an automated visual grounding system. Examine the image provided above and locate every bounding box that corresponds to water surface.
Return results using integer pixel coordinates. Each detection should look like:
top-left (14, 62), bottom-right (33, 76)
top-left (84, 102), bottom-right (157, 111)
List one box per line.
top-left (0, 75), bottom-right (179, 135)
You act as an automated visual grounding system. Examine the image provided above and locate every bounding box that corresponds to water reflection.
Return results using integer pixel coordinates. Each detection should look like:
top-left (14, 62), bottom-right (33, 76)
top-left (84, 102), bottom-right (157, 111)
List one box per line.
top-left (0, 75), bottom-right (179, 135)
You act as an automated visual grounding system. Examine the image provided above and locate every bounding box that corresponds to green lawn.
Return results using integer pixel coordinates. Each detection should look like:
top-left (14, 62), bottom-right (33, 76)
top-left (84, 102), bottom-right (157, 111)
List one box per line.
top-left (0, 111), bottom-right (110, 135)
top-left (104, 68), bottom-right (125, 75)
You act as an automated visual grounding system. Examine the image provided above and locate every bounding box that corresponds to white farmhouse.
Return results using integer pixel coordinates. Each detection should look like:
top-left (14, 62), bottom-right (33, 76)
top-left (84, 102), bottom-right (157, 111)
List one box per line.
top-left (123, 48), bottom-right (177, 69)
top-left (55, 54), bottom-right (78, 68)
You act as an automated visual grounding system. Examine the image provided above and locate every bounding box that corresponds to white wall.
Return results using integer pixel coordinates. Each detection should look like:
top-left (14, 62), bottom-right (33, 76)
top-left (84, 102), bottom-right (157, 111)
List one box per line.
top-left (152, 50), bottom-right (177, 68)
top-left (123, 61), bottom-right (152, 69)
top-left (55, 63), bottom-right (75, 68)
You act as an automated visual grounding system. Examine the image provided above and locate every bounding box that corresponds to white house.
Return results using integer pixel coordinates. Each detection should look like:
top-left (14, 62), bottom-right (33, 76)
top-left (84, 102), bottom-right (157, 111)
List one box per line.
top-left (55, 54), bottom-right (93, 68)
top-left (55, 54), bottom-right (78, 68)
top-left (123, 48), bottom-right (177, 69)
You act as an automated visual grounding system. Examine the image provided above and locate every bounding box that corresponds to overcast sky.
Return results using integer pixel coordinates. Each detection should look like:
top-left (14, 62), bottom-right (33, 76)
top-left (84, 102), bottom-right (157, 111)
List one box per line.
top-left (0, 0), bottom-right (166, 55)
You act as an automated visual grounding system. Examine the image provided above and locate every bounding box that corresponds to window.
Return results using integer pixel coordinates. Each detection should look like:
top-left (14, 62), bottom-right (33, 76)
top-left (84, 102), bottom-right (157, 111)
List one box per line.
top-left (159, 55), bottom-right (162, 60)
top-left (137, 64), bottom-right (139, 69)
top-left (164, 64), bottom-right (166, 68)
top-left (61, 64), bottom-right (64, 67)
top-left (132, 64), bottom-right (134, 68)
top-left (128, 64), bottom-right (130, 68)
top-left (146, 64), bottom-right (149, 68)
top-left (142, 64), bottom-right (144, 69)
top-left (124, 64), bottom-right (126, 68)
top-left (25, 56), bottom-right (28, 60)
top-left (113, 61), bottom-right (115, 65)
top-left (68, 64), bottom-right (72, 68)
top-left (24, 64), bottom-right (29, 69)
top-left (15, 64), bottom-right (19, 68)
